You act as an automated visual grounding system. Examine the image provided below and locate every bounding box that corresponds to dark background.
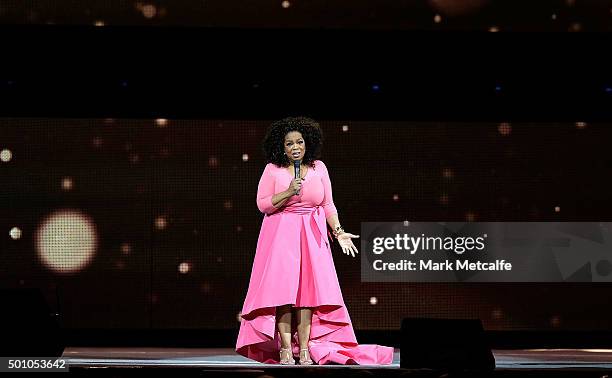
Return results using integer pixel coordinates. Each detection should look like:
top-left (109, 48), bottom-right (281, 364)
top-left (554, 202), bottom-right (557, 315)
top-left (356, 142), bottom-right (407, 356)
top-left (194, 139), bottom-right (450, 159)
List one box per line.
top-left (1, 0), bottom-right (612, 31)
top-left (2, 0), bottom-right (612, 347)
top-left (2, 119), bottom-right (611, 333)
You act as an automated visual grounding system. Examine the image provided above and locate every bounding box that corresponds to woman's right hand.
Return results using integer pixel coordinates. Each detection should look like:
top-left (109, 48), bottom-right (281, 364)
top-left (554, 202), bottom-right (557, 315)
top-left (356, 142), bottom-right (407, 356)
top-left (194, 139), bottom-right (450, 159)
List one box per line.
top-left (287, 178), bottom-right (303, 195)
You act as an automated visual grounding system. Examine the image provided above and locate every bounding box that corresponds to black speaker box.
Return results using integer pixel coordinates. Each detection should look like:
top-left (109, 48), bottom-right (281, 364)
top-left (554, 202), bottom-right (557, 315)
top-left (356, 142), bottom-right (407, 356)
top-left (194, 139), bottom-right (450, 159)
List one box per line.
top-left (401, 318), bottom-right (495, 372)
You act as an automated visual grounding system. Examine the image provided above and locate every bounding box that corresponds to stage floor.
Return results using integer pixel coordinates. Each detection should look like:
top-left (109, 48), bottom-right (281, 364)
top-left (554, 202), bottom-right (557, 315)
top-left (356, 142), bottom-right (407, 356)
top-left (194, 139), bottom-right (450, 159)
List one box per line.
top-left (62, 347), bottom-right (612, 370)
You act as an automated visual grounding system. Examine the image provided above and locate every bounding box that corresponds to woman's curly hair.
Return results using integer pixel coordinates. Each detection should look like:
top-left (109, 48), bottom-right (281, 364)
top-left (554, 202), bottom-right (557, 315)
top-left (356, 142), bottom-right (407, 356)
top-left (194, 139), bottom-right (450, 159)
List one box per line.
top-left (262, 116), bottom-right (323, 167)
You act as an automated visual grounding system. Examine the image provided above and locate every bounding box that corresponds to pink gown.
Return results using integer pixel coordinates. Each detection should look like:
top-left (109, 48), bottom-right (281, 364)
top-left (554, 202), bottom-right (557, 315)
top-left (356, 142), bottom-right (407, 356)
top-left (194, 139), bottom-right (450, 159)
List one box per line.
top-left (235, 160), bottom-right (394, 365)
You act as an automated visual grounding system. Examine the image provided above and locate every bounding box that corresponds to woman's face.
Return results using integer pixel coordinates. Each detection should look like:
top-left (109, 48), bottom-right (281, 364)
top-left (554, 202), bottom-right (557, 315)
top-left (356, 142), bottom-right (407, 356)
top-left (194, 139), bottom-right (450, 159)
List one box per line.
top-left (284, 131), bottom-right (306, 163)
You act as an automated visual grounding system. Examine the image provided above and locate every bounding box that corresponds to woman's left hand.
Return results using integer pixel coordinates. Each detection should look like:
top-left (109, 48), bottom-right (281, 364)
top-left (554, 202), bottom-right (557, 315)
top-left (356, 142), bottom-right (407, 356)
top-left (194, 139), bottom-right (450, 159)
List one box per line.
top-left (337, 233), bottom-right (359, 257)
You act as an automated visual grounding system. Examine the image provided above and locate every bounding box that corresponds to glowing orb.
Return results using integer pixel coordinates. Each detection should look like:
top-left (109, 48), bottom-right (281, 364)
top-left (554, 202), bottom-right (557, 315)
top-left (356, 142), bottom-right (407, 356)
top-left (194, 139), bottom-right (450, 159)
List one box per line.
top-left (1, 149), bottom-right (12, 162)
top-left (142, 4), bottom-right (157, 18)
top-left (62, 177), bottom-right (73, 190)
top-left (10, 227), bottom-right (22, 240)
top-left (178, 262), bottom-right (191, 274)
top-left (35, 209), bottom-right (98, 274)
top-left (155, 216), bottom-right (167, 230)
top-left (369, 297), bottom-right (378, 305)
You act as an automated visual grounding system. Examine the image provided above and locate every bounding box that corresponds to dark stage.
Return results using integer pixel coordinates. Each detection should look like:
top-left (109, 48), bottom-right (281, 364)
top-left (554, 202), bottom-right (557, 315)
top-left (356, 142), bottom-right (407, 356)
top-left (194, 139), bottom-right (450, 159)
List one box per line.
top-left (59, 347), bottom-right (612, 377)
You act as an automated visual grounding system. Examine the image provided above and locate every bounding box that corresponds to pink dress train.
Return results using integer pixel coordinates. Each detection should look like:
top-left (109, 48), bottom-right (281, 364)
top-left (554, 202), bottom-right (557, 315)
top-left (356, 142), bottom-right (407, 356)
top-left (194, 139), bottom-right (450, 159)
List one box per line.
top-left (235, 160), bottom-right (394, 365)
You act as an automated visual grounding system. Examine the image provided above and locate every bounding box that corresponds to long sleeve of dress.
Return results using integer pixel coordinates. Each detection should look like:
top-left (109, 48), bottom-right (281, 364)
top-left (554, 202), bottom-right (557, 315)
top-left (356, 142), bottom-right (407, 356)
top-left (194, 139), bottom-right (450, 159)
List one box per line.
top-left (318, 161), bottom-right (338, 219)
top-left (256, 164), bottom-right (278, 215)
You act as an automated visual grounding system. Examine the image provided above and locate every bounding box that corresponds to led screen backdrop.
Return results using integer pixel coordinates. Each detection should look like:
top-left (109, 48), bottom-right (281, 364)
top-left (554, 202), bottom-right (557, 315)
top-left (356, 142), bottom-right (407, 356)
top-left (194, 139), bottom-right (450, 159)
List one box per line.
top-left (1, 0), bottom-right (612, 31)
top-left (1, 118), bottom-right (611, 331)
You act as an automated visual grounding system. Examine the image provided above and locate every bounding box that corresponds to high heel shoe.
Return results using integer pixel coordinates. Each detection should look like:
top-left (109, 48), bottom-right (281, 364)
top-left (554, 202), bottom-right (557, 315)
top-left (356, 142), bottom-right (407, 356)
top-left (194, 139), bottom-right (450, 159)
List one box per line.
top-left (279, 347), bottom-right (295, 365)
top-left (299, 348), bottom-right (313, 365)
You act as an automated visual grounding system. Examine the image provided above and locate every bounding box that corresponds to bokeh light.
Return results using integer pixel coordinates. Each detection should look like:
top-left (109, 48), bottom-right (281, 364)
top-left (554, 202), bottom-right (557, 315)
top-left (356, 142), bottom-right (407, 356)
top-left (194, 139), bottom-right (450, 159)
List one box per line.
top-left (155, 216), bottom-right (167, 230)
top-left (62, 177), bottom-right (73, 191)
top-left (1, 149), bottom-right (12, 162)
top-left (35, 209), bottom-right (98, 274)
top-left (178, 262), bottom-right (191, 274)
top-left (9, 227), bottom-right (22, 240)
top-left (498, 122), bottom-right (512, 136)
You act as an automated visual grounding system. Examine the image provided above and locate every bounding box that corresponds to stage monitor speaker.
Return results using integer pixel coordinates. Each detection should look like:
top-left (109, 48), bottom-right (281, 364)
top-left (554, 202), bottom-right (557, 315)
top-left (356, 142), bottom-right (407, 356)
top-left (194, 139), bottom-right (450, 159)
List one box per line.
top-left (0, 288), bottom-right (64, 357)
top-left (401, 318), bottom-right (495, 372)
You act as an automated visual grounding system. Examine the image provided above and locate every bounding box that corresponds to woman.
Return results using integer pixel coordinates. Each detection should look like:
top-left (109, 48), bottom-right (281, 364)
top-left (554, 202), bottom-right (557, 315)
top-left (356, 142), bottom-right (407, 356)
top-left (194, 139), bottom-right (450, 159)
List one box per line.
top-left (236, 117), bottom-right (394, 365)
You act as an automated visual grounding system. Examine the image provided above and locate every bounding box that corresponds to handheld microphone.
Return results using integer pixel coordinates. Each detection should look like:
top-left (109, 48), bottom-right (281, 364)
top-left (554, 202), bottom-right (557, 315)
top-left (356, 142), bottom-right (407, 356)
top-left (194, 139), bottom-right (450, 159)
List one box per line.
top-left (294, 159), bottom-right (301, 195)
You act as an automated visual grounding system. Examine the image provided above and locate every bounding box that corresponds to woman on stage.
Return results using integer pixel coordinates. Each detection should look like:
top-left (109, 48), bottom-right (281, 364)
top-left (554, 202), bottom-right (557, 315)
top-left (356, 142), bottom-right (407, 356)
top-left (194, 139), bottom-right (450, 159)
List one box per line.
top-left (236, 117), bottom-right (394, 365)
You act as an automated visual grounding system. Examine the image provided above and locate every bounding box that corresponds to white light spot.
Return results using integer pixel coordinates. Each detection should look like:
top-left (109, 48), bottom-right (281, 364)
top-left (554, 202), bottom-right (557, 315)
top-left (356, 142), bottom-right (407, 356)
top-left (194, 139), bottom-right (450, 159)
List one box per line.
top-left (178, 262), bottom-right (191, 274)
top-left (242, 153), bottom-right (249, 162)
top-left (10, 227), bottom-right (22, 240)
top-left (555, 206), bottom-right (560, 213)
top-left (1, 149), bottom-right (12, 162)
top-left (281, 0), bottom-right (291, 8)
top-left (575, 121), bottom-right (587, 129)
top-left (489, 26), bottom-right (499, 32)
top-left (369, 297), bottom-right (378, 305)
top-left (35, 209), bottom-right (98, 274)
top-left (94, 20), bottom-right (105, 26)
top-left (155, 216), bottom-right (167, 230)
top-left (141, 4), bottom-right (157, 18)
top-left (120, 243), bottom-right (131, 255)
top-left (551, 13), bottom-right (557, 20)
top-left (155, 118), bottom-right (168, 127)
top-left (392, 194), bottom-right (399, 201)
top-left (342, 125), bottom-right (349, 132)
top-left (434, 14), bottom-right (442, 23)
top-left (62, 177), bottom-right (73, 191)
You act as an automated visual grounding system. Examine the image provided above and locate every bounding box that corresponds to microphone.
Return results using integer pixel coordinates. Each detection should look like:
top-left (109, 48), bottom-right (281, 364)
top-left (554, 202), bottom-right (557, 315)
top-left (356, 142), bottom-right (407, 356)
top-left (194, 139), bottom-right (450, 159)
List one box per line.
top-left (294, 159), bottom-right (301, 195)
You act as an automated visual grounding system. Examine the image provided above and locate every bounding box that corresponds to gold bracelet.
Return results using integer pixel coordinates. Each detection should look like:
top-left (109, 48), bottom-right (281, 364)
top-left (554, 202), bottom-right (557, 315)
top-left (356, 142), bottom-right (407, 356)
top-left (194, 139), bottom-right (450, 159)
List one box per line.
top-left (332, 226), bottom-right (345, 238)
